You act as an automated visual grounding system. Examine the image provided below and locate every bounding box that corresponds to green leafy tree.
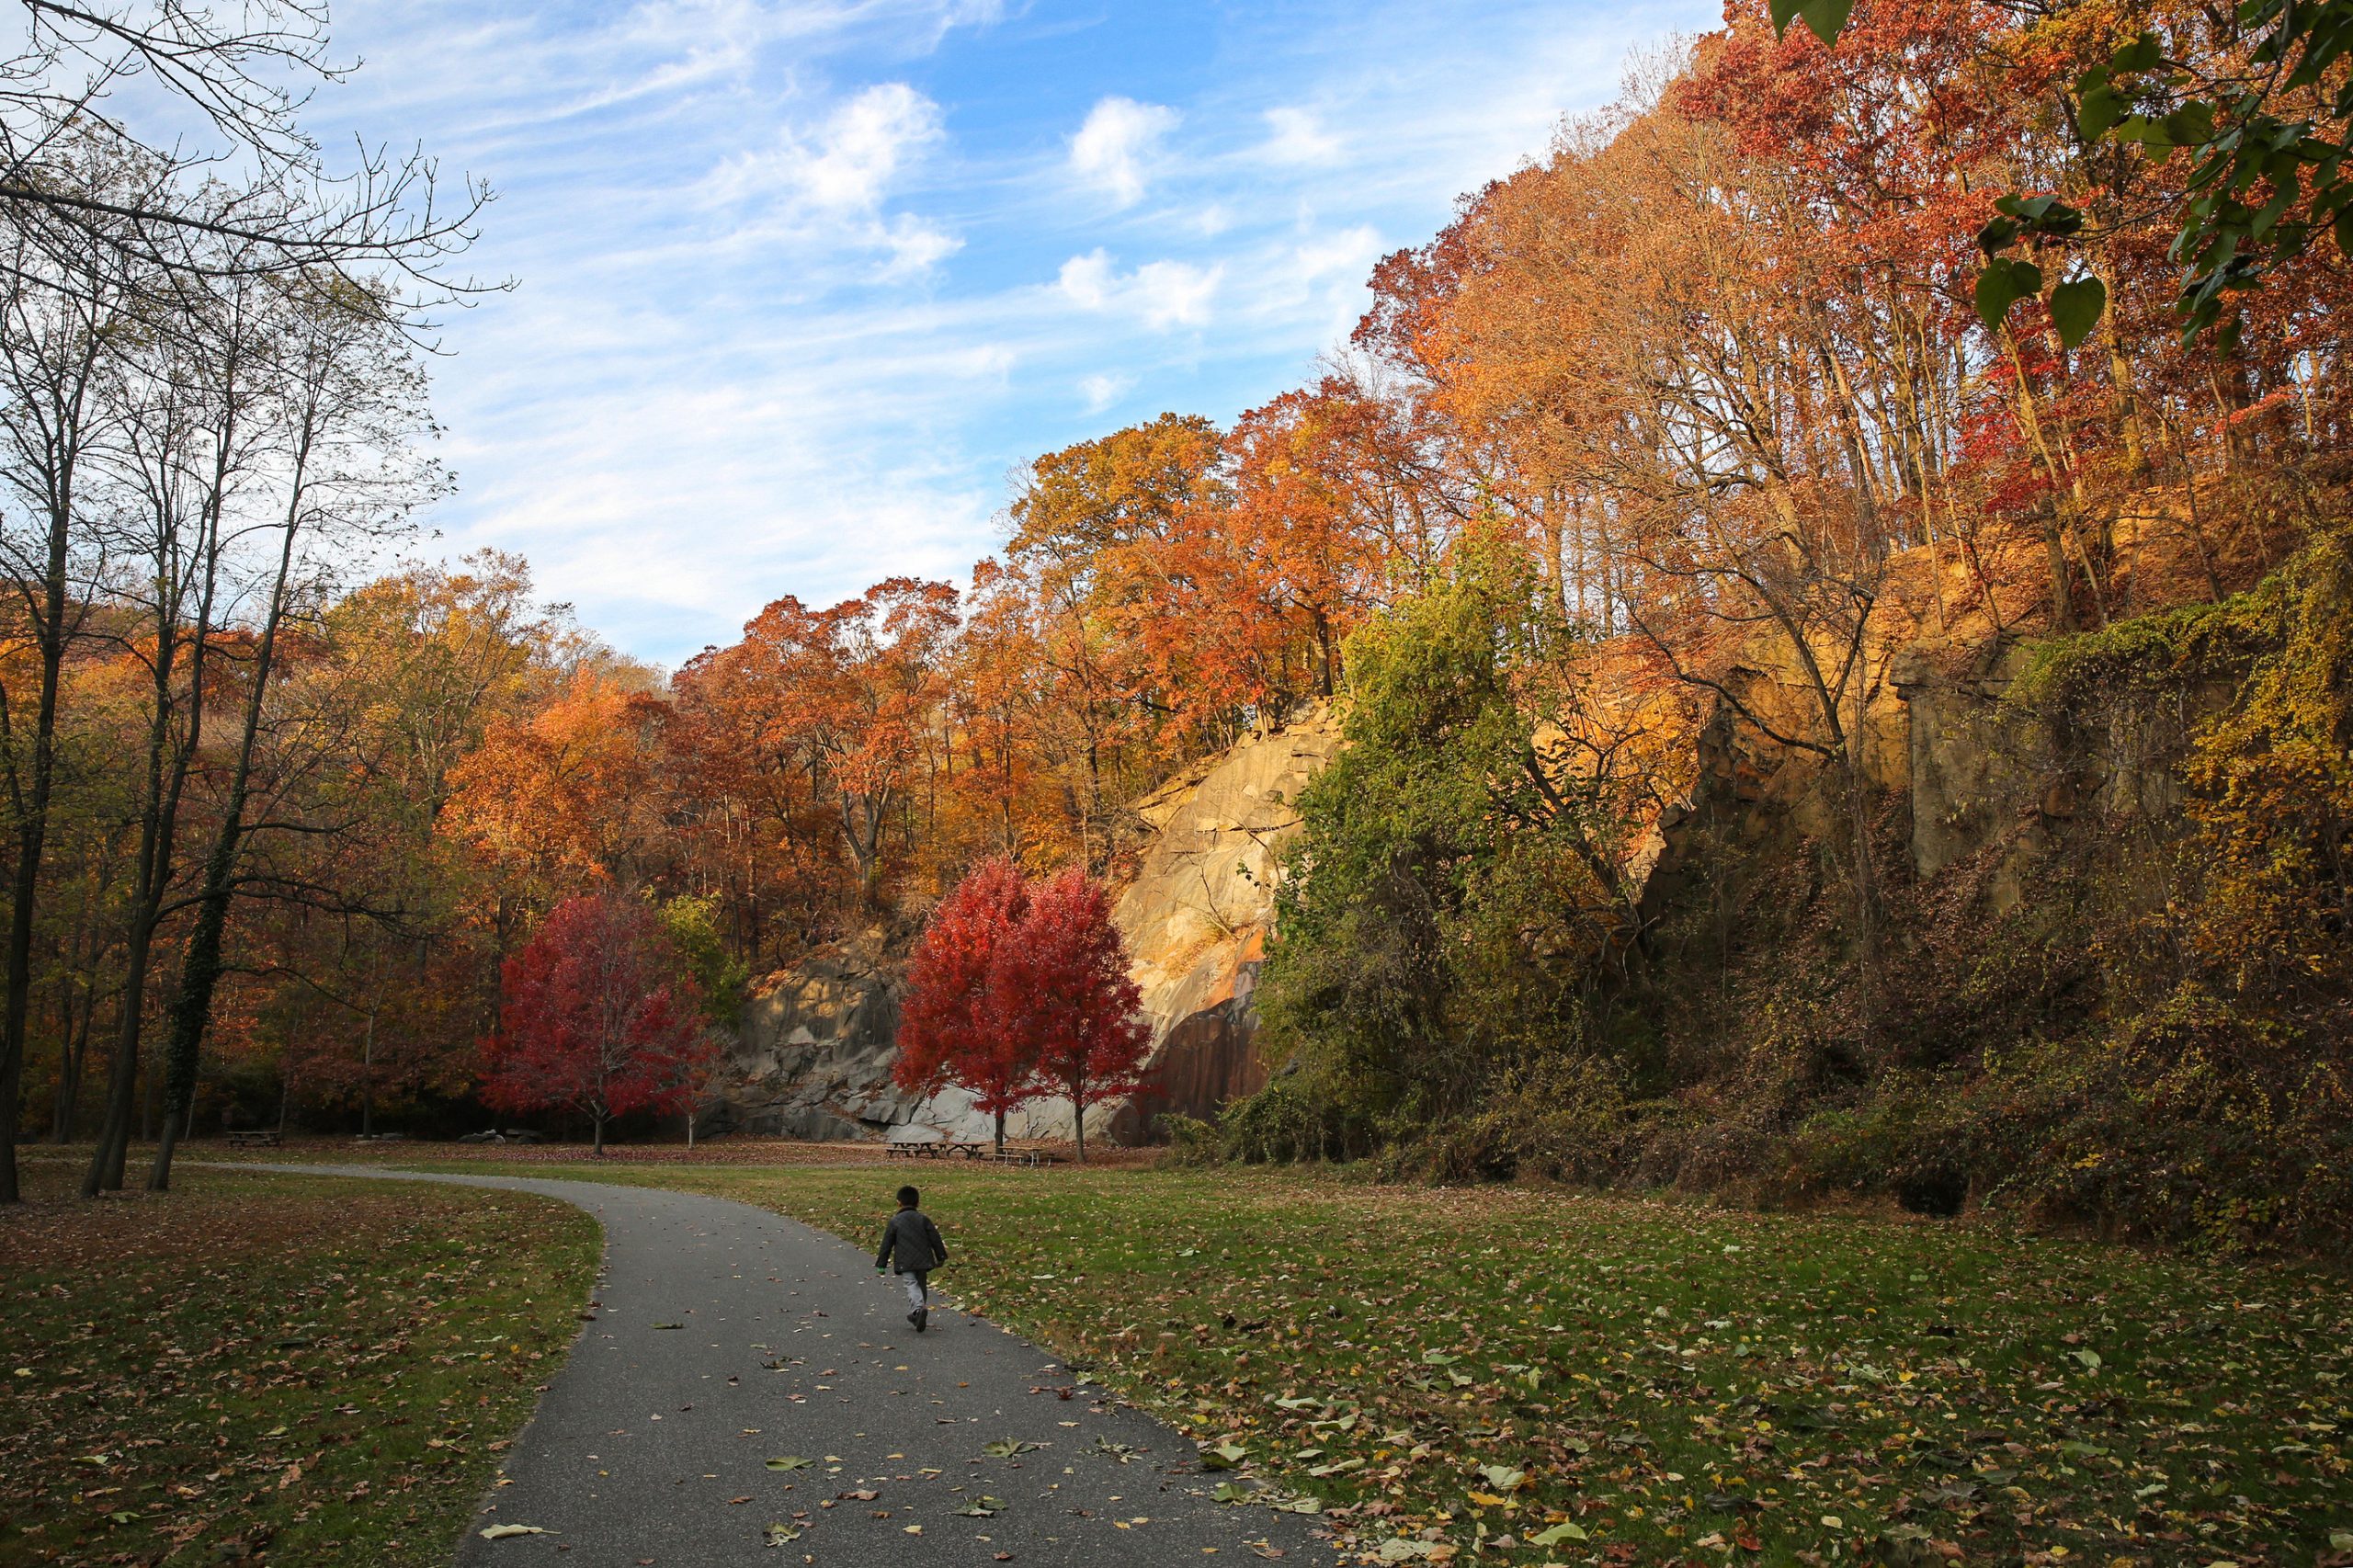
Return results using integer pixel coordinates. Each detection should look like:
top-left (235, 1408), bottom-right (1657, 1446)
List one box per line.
top-left (657, 893), bottom-right (749, 1026)
top-left (1256, 540), bottom-right (1631, 1136)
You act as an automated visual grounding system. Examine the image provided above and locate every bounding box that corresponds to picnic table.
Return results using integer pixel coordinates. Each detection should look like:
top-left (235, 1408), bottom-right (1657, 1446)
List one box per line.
top-left (222, 1130), bottom-right (282, 1148)
top-left (885, 1139), bottom-right (988, 1161)
top-left (982, 1148), bottom-right (1062, 1167)
top-left (883, 1139), bottom-right (1062, 1166)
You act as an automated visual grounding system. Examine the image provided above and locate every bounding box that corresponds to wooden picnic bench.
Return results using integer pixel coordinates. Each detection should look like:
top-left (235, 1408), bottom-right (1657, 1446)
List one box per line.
top-left (222, 1130), bottom-right (281, 1149)
top-left (884, 1140), bottom-right (1062, 1166)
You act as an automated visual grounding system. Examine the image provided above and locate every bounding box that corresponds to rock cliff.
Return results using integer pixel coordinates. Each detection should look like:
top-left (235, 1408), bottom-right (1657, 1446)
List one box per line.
top-left (713, 597), bottom-right (2188, 1146)
top-left (711, 710), bottom-right (1342, 1144)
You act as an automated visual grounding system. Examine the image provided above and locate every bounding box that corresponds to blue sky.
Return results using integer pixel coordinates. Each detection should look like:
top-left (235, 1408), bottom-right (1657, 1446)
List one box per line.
top-left (310, 0), bottom-right (1711, 665)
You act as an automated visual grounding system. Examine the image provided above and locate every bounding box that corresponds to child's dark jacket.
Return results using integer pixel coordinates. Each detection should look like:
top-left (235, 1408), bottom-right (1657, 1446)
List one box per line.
top-left (877, 1209), bottom-right (948, 1275)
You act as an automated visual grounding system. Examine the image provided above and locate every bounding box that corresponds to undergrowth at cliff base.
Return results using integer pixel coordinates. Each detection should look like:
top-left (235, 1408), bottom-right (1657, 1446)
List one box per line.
top-left (0, 1163), bottom-right (598, 1567)
top-left (442, 1159), bottom-right (2353, 1568)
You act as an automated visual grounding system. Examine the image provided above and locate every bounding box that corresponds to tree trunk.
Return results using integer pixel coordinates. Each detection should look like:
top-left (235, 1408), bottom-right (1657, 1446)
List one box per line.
top-left (85, 910), bottom-right (157, 1193)
top-left (0, 506), bottom-right (78, 1204)
top-left (993, 1105), bottom-right (1006, 1157)
top-left (48, 992), bottom-right (88, 1143)
top-left (149, 426), bottom-right (305, 1193)
top-left (592, 1112), bottom-right (606, 1156)
top-left (1071, 1090), bottom-right (1087, 1164)
top-left (0, 315), bottom-right (106, 1204)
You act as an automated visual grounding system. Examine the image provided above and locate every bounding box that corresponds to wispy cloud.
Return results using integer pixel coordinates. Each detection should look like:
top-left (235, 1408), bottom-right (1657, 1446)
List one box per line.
top-left (709, 82), bottom-right (944, 210)
top-left (1079, 370), bottom-right (1133, 413)
top-left (1258, 106), bottom-right (1341, 165)
top-left (1067, 96), bottom-right (1180, 208)
top-left (298, 0), bottom-right (1712, 663)
top-left (1057, 248), bottom-right (1222, 329)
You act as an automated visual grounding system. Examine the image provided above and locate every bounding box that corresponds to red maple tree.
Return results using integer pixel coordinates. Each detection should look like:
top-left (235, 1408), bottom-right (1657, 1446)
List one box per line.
top-left (993, 867), bottom-right (1150, 1162)
top-left (482, 893), bottom-right (717, 1153)
top-left (893, 858), bottom-right (1149, 1158)
top-left (893, 858), bottom-right (1032, 1153)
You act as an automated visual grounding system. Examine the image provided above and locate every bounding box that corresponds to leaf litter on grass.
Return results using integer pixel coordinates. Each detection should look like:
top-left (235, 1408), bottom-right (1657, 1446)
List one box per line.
top-left (440, 1159), bottom-right (2353, 1567)
top-left (0, 1162), bottom-right (597, 1568)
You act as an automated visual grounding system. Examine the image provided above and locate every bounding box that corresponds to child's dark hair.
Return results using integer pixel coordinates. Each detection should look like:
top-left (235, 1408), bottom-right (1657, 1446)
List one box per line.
top-left (896, 1185), bottom-right (919, 1208)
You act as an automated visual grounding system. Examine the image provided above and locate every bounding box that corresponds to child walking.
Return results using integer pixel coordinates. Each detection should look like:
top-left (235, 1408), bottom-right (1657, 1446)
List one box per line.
top-left (875, 1185), bottom-right (949, 1333)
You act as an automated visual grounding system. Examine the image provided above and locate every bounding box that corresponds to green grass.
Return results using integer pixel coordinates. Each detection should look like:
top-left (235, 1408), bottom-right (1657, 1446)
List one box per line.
top-left (0, 1162), bottom-right (598, 1567)
top-left (390, 1157), bottom-right (2351, 1568)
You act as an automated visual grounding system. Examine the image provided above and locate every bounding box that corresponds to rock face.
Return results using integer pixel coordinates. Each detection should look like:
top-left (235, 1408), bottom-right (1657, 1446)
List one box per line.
top-left (710, 710), bottom-right (1344, 1145)
top-left (1638, 612), bottom-right (2220, 932)
top-left (712, 603), bottom-right (2195, 1145)
top-left (1106, 708), bottom-right (1343, 1141)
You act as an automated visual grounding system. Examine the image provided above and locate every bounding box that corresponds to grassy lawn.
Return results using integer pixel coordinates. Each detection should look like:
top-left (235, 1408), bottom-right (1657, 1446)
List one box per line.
top-left (392, 1157), bottom-right (2350, 1568)
top-left (0, 1161), bottom-right (598, 1567)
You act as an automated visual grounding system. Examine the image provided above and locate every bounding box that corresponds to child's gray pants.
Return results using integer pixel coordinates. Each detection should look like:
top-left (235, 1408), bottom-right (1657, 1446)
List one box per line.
top-left (903, 1271), bottom-right (929, 1310)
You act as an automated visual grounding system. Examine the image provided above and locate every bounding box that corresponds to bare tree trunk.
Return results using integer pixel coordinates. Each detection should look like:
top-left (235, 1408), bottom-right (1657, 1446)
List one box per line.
top-left (0, 324), bottom-right (107, 1203)
top-left (360, 1010), bottom-right (375, 1138)
top-left (151, 312), bottom-right (318, 1192)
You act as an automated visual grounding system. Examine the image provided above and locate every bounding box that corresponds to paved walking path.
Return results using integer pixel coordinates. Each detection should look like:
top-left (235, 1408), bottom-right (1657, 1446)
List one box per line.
top-left (264, 1165), bottom-right (1336, 1568)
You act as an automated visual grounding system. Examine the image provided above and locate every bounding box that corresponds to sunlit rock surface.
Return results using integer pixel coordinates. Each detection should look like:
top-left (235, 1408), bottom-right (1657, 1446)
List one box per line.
top-left (713, 709), bottom-right (1342, 1145)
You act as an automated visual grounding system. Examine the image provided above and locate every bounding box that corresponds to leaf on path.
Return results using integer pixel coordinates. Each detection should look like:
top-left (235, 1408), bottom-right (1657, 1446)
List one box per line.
top-left (765, 1456), bottom-right (813, 1471)
top-left (479, 1524), bottom-right (553, 1540)
top-left (955, 1495), bottom-right (1009, 1517)
top-left (650, 1322), bottom-right (684, 1330)
top-left (762, 1522), bottom-right (800, 1547)
top-left (983, 1437), bottom-right (1041, 1457)
top-left (1200, 1440), bottom-right (1248, 1470)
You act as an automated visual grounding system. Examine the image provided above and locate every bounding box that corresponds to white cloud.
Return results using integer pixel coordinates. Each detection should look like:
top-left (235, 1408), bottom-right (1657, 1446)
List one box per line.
top-left (1293, 223), bottom-right (1384, 284)
top-left (878, 212), bottom-right (963, 277)
top-left (1057, 247), bottom-right (1115, 309)
top-left (1133, 259), bottom-right (1221, 328)
top-left (699, 82), bottom-right (960, 278)
top-left (1056, 249), bottom-right (1221, 330)
top-left (1079, 371), bottom-right (1133, 413)
top-left (1259, 106), bottom-right (1341, 165)
top-left (711, 82), bottom-right (944, 210)
top-left (1068, 96), bottom-right (1179, 207)
top-left (301, 0), bottom-right (1719, 664)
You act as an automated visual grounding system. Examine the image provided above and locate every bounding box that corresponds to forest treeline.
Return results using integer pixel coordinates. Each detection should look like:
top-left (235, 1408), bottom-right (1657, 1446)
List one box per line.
top-left (5, 0), bottom-right (2348, 1242)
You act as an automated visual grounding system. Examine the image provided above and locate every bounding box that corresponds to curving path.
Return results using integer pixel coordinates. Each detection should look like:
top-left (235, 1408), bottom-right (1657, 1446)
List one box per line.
top-left (256, 1165), bottom-right (1336, 1568)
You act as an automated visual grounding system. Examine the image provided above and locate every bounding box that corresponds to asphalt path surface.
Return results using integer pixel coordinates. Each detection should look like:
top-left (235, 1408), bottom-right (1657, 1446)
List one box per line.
top-left (256, 1165), bottom-right (1337, 1568)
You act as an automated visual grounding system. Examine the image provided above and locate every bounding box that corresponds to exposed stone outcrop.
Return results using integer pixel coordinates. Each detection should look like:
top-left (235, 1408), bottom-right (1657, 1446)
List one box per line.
top-left (1107, 708), bottom-right (1342, 1140)
top-left (1639, 609), bottom-right (2221, 931)
top-left (710, 710), bottom-right (1343, 1145)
